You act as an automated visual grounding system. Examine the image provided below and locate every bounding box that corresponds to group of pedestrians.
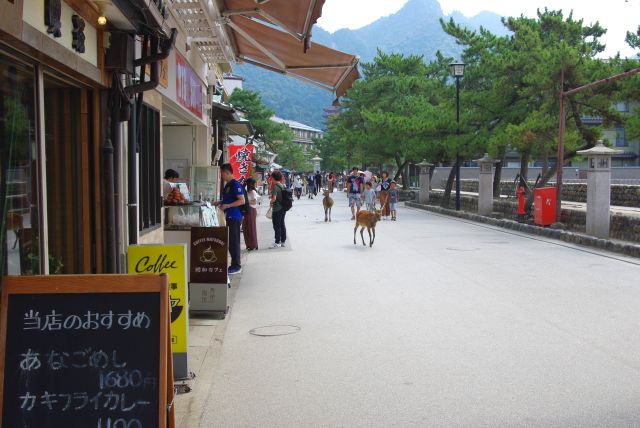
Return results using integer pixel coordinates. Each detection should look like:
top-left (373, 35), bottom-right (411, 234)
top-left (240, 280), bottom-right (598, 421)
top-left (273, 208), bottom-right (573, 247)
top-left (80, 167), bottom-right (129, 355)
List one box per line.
top-left (289, 171), bottom-right (337, 199)
top-left (215, 163), bottom-right (295, 275)
top-left (346, 167), bottom-right (399, 221)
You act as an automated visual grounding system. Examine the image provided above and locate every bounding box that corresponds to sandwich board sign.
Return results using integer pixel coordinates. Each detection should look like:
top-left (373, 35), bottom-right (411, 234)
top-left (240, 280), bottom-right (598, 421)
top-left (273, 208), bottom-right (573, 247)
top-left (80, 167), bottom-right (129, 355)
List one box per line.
top-left (0, 274), bottom-right (175, 428)
top-left (128, 244), bottom-right (189, 380)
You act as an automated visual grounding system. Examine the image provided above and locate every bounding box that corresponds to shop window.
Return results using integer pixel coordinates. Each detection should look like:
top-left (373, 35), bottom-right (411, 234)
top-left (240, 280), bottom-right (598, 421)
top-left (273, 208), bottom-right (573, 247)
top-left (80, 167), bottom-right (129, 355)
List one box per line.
top-left (139, 104), bottom-right (161, 231)
top-left (44, 74), bottom-right (93, 274)
top-left (0, 55), bottom-right (41, 275)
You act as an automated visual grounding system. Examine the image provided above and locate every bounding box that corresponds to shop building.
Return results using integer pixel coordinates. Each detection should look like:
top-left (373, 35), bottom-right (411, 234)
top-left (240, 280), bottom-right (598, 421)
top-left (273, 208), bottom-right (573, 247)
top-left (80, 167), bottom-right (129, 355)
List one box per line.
top-left (2, 0), bottom-right (360, 278)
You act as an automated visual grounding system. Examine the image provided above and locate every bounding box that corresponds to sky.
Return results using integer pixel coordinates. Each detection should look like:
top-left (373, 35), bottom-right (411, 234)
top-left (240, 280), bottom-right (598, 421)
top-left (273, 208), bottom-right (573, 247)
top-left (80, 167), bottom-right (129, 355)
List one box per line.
top-left (316, 0), bottom-right (640, 58)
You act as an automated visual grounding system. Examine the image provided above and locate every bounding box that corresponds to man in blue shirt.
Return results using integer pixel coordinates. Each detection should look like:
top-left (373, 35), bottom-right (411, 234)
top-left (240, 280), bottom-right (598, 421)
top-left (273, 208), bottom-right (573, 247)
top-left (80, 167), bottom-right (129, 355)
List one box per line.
top-left (217, 163), bottom-right (245, 275)
top-left (347, 166), bottom-right (364, 220)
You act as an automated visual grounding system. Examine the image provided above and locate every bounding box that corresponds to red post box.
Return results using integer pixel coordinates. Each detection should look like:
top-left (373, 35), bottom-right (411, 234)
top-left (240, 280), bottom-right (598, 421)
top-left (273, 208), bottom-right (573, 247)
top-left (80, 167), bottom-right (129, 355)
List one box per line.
top-left (534, 187), bottom-right (556, 226)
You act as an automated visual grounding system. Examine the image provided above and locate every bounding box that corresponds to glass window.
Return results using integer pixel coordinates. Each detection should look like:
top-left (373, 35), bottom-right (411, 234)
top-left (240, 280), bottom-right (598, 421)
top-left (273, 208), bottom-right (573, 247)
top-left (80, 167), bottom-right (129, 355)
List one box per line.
top-left (44, 75), bottom-right (91, 274)
top-left (1, 54), bottom-right (41, 276)
top-left (139, 104), bottom-right (161, 231)
top-left (615, 128), bottom-right (627, 147)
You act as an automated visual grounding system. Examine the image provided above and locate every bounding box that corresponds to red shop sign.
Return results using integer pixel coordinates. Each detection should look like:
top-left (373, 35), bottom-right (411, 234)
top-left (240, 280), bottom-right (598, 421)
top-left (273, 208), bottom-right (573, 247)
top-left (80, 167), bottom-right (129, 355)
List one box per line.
top-left (176, 51), bottom-right (203, 118)
top-left (229, 145), bottom-right (254, 182)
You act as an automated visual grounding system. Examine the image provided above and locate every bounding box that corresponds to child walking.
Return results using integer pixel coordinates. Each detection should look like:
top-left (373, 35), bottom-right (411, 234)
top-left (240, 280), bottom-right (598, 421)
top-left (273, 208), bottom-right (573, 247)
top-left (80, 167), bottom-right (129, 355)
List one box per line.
top-left (363, 182), bottom-right (376, 211)
top-left (389, 181), bottom-right (399, 221)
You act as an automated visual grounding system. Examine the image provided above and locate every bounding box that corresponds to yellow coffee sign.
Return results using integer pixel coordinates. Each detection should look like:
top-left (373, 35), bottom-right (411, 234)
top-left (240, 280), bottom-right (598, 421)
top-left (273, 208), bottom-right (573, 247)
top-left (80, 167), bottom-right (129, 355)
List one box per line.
top-left (128, 245), bottom-right (188, 354)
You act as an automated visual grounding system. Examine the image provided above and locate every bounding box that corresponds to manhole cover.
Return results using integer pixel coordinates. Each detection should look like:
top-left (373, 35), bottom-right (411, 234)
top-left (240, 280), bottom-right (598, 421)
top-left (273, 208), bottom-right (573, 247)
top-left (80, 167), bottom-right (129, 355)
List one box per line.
top-left (249, 325), bottom-right (301, 337)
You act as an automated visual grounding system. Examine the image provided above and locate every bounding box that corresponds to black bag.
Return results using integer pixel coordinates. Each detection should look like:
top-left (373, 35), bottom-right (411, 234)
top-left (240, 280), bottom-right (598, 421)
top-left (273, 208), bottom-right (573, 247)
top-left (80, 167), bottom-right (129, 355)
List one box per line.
top-left (279, 185), bottom-right (294, 212)
top-left (230, 179), bottom-right (251, 217)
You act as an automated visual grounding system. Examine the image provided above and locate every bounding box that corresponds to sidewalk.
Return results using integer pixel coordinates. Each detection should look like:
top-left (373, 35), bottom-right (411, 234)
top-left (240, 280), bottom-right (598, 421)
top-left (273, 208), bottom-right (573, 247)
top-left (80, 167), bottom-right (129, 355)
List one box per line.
top-left (173, 200), bottom-right (274, 427)
top-left (176, 191), bottom-right (640, 427)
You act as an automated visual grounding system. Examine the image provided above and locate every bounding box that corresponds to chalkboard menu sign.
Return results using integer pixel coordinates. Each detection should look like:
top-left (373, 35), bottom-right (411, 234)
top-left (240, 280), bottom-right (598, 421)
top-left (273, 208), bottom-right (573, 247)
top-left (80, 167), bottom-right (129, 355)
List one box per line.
top-left (0, 275), bottom-right (172, 428)
top-left (190, 227), bottom-right (228, 284)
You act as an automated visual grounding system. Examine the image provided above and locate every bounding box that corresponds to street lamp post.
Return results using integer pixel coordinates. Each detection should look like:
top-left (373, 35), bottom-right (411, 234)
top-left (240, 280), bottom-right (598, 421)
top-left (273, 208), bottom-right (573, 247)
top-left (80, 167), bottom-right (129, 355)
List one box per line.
top-left (450, 61), bottom-right (465, 211)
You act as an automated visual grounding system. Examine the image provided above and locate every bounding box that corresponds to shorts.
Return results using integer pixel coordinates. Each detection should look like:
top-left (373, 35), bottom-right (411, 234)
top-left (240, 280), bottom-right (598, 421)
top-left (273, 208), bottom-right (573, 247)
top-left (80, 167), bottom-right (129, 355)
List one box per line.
top-left (348, 193), bottom-right (362, 208)
top-left (390, 202), bottom-right (397, 211)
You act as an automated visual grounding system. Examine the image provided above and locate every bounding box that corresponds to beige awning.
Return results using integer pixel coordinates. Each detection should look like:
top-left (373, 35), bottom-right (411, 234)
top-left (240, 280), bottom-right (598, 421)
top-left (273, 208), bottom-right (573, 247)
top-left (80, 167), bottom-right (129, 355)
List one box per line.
top-left (222, 0), bottom-right (325, 51)
top-left (224, 15), bottom-right (359, 97)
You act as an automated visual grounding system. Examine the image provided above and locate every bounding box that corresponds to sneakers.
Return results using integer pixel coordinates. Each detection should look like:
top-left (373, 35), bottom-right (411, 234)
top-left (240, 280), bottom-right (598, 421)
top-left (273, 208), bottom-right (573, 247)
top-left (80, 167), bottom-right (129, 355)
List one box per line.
top-left (269, 242), bottom-right (282, 249)
top-left (228, 266), bottom-right (242, 275)
top-left (280, 242), bottom-right (286, 248)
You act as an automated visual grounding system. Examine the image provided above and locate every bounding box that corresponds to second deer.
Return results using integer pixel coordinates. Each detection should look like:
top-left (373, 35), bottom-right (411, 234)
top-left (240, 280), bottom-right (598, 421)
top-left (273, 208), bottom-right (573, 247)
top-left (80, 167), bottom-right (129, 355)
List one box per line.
top-left (322, 189), bottom-right (334, 222)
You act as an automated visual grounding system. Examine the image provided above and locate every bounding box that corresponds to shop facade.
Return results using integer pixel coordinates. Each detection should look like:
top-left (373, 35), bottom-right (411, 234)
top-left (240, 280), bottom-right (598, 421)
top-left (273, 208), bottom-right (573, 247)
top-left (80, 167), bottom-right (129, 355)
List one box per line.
top-left (1, 0), bottom-right (106, 276)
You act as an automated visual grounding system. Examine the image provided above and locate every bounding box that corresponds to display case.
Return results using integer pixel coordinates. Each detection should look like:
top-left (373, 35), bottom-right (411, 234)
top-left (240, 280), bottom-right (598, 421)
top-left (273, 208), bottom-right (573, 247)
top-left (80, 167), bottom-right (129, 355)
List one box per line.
top-left (190, 166), bottom-right (220, 202)
top-left (164, 203), bottom-right (221, 230)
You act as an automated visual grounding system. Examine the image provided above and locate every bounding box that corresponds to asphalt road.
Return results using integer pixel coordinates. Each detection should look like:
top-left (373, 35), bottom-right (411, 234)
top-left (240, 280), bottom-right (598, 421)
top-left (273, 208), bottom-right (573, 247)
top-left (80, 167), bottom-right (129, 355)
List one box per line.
top-left (197, 191), bottom-right (640, 427)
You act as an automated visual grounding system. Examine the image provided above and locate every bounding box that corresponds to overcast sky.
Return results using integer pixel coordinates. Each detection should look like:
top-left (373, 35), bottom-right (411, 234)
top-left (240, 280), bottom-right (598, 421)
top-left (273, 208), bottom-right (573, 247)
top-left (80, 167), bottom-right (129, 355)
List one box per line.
top-left (316, 0), bottom-right (640, 58)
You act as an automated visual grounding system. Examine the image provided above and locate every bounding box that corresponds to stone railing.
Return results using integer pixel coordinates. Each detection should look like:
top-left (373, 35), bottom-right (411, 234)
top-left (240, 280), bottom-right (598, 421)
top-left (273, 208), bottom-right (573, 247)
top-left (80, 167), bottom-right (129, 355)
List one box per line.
top-left (424, 191), bottom-right (640, 243)
top-left (439, 179), bottom-right (640, 207)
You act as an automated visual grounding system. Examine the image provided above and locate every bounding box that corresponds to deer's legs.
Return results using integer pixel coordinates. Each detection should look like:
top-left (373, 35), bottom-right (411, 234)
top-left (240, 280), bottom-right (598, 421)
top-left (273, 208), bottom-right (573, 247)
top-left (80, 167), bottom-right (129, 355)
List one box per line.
top-left (367, 227), bottom-right (372, 247)
top-left (353, 225), bottom-right (358, 245)
top-left (360, 227), bottom-right (366, 246)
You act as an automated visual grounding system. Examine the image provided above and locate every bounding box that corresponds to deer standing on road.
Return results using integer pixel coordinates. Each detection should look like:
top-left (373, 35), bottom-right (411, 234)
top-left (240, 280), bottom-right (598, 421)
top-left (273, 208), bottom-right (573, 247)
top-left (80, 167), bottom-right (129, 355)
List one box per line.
top-left (353, 209), bottom-right (381, 247)
top-left (322, 189), bottom-right (334, 222)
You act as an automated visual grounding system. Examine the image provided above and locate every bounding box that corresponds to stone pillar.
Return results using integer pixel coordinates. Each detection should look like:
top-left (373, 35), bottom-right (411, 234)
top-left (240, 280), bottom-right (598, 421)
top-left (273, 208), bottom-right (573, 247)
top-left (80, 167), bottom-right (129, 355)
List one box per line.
top-left (577, 140), bottom-right (622, 238)
top-left (416, 160), bottom-right (433, 204)
top-left (474, 153), bottom-right (497, 216)
top-left (311, 156), bottom-right (322, 173)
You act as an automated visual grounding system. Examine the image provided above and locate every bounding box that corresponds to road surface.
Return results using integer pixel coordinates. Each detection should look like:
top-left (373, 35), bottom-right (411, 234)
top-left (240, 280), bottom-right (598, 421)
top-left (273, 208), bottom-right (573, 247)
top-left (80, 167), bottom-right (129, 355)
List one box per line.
top-left (195, 191), bottom-right (640, 427)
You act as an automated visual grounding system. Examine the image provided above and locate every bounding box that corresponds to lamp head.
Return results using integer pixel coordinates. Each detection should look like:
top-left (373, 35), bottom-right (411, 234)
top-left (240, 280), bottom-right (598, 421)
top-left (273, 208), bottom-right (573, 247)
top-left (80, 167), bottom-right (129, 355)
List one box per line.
top-left (450, 61), bottom-right (465, 77)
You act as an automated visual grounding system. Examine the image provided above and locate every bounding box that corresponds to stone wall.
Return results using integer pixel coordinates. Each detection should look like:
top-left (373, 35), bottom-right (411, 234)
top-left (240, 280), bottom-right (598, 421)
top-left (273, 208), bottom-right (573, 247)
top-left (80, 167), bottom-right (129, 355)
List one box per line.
top-left (424, 191), bottom-right (640, 243)
top-left (440, 180), bottom-right (640, 207)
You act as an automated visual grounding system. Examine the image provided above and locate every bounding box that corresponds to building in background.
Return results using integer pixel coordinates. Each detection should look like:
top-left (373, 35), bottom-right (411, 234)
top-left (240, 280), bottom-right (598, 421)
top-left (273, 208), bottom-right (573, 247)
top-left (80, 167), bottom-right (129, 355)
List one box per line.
top-left (271, 116), bottom-right (324, 152)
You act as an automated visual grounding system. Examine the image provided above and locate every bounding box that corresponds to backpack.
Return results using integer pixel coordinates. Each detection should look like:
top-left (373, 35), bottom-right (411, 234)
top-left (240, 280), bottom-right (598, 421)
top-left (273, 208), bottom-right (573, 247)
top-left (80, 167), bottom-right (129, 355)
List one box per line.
top-left (279, 184), bottom-right (294, 212)
top-left (230, 179), bottom-right (251, 217)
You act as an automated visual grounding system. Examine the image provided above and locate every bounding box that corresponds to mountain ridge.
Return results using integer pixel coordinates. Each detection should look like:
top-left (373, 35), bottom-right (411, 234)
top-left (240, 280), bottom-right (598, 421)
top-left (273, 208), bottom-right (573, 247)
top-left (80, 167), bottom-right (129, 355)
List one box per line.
top-left (235, 0), bottom-right (509, 129)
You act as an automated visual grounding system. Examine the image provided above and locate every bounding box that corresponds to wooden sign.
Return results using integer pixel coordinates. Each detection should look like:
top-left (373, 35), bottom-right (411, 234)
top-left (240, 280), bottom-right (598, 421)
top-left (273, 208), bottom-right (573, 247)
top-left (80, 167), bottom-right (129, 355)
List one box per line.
top-left (0, 274), bottom-right (174, 428)
top-left (190, 227), bottom-right (228, 284)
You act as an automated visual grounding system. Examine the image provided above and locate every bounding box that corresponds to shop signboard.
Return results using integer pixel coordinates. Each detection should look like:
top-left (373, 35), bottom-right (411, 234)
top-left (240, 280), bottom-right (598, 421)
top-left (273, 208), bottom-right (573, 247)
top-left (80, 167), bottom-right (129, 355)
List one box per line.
top-left (190, 227), bottom-right (228, 284)
top-left (229, 145), bottom-right (254, 183)
top-left (176, 51), bottom-right (203, 118)
top-left (0, 274), bottom-right (174, 428)
top-left (128, 245), bottom-right (189, 380)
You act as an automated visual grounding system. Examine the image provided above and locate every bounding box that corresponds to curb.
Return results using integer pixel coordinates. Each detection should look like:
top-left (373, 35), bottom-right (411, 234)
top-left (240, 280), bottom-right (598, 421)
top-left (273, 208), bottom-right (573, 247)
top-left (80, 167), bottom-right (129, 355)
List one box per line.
top-left (406, 201), bottom-right (640, 259)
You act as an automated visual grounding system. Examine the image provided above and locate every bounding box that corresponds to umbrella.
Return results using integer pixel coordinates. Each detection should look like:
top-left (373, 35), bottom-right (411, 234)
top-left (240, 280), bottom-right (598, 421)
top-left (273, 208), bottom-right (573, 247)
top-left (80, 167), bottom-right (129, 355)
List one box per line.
top-left (364, 170), bottom-right (373, 182)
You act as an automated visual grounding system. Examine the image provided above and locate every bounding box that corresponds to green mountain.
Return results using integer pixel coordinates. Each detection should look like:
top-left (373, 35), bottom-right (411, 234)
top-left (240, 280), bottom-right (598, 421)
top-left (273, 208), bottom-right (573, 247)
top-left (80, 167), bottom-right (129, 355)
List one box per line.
top-left (234, 0), bottom-right (508, 129)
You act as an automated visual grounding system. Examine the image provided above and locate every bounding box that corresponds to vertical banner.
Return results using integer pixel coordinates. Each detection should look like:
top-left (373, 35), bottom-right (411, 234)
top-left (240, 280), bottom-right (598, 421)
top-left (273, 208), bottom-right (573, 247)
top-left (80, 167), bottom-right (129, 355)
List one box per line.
top-left (128, 245), bottom-right (189, 379)
top-left (176, 51), bottom-right (203, 118)
top-left (229, 145), bottom-right (254, 183)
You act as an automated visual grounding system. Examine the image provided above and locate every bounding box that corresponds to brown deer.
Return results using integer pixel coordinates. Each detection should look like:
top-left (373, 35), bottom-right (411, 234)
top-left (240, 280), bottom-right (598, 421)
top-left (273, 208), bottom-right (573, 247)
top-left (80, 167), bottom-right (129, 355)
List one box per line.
top-left (353, 209), bottom-right (381, 247)
top-left (322, 189), bottom-right (334, 222)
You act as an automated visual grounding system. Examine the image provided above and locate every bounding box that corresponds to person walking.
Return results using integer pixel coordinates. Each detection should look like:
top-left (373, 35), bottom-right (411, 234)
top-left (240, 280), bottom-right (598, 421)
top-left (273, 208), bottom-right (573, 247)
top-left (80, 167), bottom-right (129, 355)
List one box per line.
top-left (328, 171), bottom-right (336, 192)
top-left (346, 167), bottom-right (364, 220)
top-left (242, 178), bottom-right (259, 251)
top-left (307, 172), bottom-right (315, 199)
top-left (379, 171), bottom-right (391, 220)
top-left (364, 182), bottom-right (377, 211)
top-left (389, 181), bottom-right (399, 221)
top-left (294, 175), bottom-right (303, 199)
top-left (270, 170), bottom-right (287, 248)
top-left (314, 171), bottom-right (323, 195)
top-left (218, 163), bottom-right (245, 274)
